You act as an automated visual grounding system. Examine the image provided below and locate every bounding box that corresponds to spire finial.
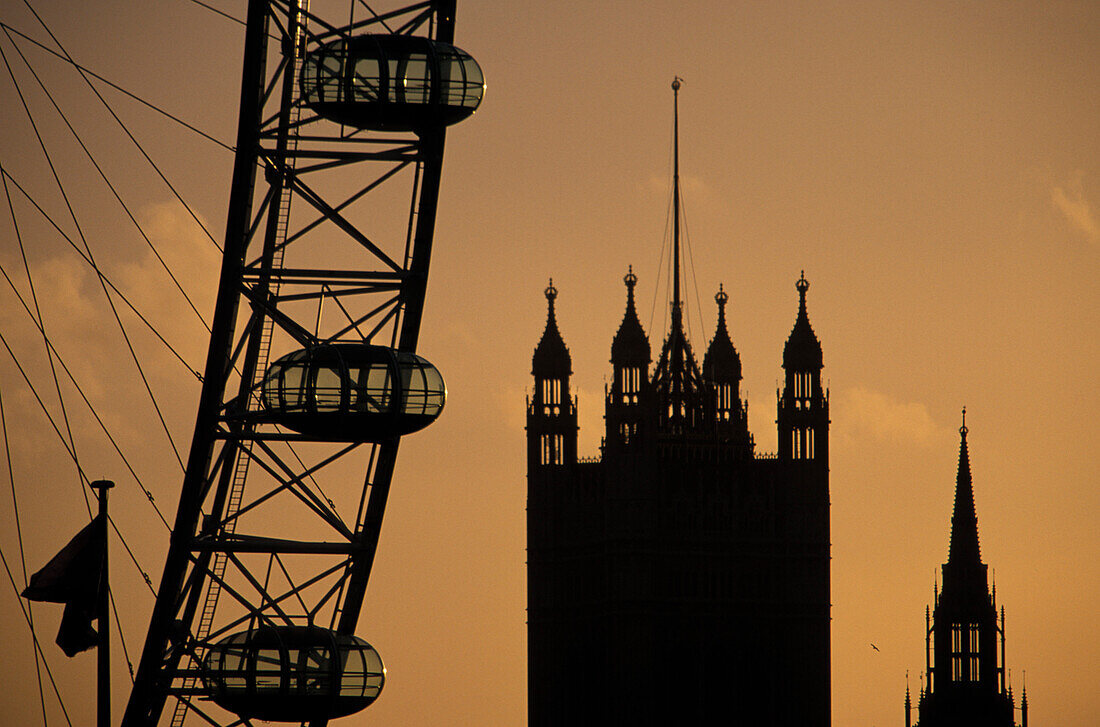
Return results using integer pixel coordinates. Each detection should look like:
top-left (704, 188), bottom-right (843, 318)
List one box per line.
top-left (947, 409), bottom-right (981, 566)
top-left (714, 284), bottom-right (729, 329)
top-left (612, 266), bottom-right (651, 367)
top-left (671, 76), bottom-right (683, 314)
top-left (797, 270), bottom-right (809, 297)
top-left (534, 279), bottom-right (571, 375)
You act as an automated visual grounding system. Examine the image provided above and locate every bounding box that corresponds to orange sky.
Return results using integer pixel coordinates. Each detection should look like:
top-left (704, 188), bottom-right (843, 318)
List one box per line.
top-left (1, 1), bottom-right (1097, 725)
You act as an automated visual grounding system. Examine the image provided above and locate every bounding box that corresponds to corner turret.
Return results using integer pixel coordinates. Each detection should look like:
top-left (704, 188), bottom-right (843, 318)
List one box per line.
top-left (606, 268), bottom-right (652, 450)
top-left (777, 272), bottom-right (828, 462)
top-left (527, 280), bottom-right (578, 467)
top-left (703, 285), bottom-right (751, 446)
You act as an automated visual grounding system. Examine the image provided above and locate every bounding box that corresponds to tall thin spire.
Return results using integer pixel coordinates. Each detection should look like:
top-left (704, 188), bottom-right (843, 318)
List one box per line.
top-left (651, 76), bottom-right (705, 432)
top-left (672, 76), bottom-right (682, 314)
top-left (947, 407), bottom-right (982, 567)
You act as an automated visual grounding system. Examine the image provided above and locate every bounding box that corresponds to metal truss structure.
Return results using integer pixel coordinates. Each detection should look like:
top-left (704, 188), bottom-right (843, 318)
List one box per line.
top-left (121, 1), bottom-right (466, 724)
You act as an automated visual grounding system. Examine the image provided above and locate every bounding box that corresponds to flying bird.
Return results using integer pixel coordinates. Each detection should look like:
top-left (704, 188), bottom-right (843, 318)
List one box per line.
top-left (871, 643), bottom-right (880, 652)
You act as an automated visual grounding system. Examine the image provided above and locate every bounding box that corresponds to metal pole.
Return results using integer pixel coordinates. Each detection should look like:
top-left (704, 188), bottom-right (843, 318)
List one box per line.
top-left (91, 479), bottom-right (115, 727)
top-left (671, 76), bottom-right (681, 313)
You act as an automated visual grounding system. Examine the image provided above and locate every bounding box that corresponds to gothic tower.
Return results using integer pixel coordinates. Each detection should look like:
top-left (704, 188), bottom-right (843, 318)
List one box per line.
top-left (527, 80), bottom-right (830, 726)
top-left (702, 285), bottom-right (752, 448)
top-left (605, 267), bottom-right (652, 454)
top-left (526, 273), bottom-right (830, 726)
top-left (527, 280), bottom-right (578, 470)
top-left (778, 272), bottom-right (829, 465)
top-left (908, 413), bottom-right (1026, 727)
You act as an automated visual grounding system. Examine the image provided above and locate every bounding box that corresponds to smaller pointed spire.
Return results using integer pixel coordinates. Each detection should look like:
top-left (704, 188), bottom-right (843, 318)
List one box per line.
top-left (947, 408), bottom-right (982, 566)
top-left (905, 674), bottom-right (913, 727)
top-left (783, 271), bottom-right (823, 370)
top-left (532, 278), bottom-right (571, 377)
top-left (704, 284), bottom-right (742, 383)
top-left (611, 266), bottom-right (651, 365)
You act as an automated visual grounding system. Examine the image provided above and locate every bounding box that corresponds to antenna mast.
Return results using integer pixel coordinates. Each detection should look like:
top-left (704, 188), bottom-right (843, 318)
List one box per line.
top-left (672, 76), bottom-right (683, 313)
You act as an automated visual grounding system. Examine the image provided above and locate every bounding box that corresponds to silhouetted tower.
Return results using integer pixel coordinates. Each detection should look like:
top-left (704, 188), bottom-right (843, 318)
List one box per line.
top-left (528, 280), bottom-right (578, 468)
top-left (605, 267), bottom-right (652, 452)
top-left (527, 79), bottom-right (830, 727)
top-left (778, 271), bottom-right (828, 464)
top-left (702, 285), bottom-right (751, 447)
top-left (910, 413), bottom-right (1022, 727)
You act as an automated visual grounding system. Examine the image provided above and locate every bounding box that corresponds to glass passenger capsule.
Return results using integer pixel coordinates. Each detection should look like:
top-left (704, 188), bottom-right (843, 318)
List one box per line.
top-left (201, 625), bottom-right (385, 722)
top-left (300, 34), bottom-right (484, 130)
top-left (261, 343), bottom-right (446, 440)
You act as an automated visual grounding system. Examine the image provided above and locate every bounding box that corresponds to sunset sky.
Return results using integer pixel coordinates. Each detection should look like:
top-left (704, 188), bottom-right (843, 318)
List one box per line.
top-left (1, 1), bottom-right (1097, 725)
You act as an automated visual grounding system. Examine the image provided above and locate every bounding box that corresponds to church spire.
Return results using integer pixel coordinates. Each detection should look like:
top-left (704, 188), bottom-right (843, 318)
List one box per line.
top-left (777, 272), bottom-right (828, 461)
top-left (782, 271), bottom-right (823, 371)
top-left (672, 76), bottom-right (683, 315)
top-left (528, 280), bottom-right (577, 468)
top-left (912, 412), bottom-right (1020, 727)
top-left (948, 408), bottom-right (982, 568)
top-left (703, 285), bottom-right (742, 386)
top-left (611, 266), bottom-right (650, 367)
top-left (905, 675), bottom-right (913, 727)
top-left (651, 78), bottom-right (706, 434)
top-left (532, 279), bottom-right (571, 377)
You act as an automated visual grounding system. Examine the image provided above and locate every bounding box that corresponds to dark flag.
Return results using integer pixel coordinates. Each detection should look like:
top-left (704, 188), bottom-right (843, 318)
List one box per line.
top-left (21, 513), bottom-right (107, 657)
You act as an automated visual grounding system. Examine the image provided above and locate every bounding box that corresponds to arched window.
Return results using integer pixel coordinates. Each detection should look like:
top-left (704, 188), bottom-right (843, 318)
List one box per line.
top-left (950, 623), bottom-right (980, 682)
top-left (541, 434), bottom-right (563, 466)
top-left (541, 378), bottom-right (561, 415)
top-left (792, 427), bottom-right (815, 459)
top-left (619, 366), bottom-right (641, 404)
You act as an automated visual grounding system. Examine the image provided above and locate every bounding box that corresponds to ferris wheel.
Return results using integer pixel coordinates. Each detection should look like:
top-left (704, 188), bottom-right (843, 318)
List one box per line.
top-left (0, 1), bottom-right (483, 725)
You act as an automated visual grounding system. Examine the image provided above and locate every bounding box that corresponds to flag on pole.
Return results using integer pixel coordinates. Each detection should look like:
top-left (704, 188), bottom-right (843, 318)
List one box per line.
top-left (22, 512), bottom-right (107, 657)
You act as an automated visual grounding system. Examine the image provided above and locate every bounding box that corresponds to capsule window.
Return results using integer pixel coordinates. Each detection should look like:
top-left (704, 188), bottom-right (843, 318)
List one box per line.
top-left (316, 52), bottom-right (342, 103)
top-left (354, 363), bottom-right (392, 413)
top-left (437, 47), bottom-right (482, 107)
top-left (278, 362), bottom-right (308, 410)
top-left (262, 344), bottom-right (445, 439)
top-left (352, 56), bottom-right (381, 102)
top-left (299, 645), bottom-right (332, 694)
top-left (396, 353), bottom-right (445, 416)
top-left (221, 640), bottom-right (248, 691)
top-left (313, 365), bottom-right (347, 410)
top-left (301, 35), bottom-right (483, 130)
top-left (202, 625), bottom-right (385, 721)
top-left (255, 648), bottom-right (282, 691)
top-left (405, 53), bottom-right (431, 103)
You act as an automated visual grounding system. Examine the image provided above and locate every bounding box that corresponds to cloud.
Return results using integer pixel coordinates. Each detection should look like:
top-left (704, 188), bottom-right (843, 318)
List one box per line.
top-left (1051, 174), bottom-right (1099, 244)
top-left (835, 386), bottom-right (944, 445)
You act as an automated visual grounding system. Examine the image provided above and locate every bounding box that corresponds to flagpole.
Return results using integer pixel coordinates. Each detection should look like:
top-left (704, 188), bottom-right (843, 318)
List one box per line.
top-left (91, 479), bottom-right (114, 727)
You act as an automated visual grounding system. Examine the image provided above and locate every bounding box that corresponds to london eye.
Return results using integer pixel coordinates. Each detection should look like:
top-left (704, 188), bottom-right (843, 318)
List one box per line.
top-left (0, 1), bottom-right (482, 725)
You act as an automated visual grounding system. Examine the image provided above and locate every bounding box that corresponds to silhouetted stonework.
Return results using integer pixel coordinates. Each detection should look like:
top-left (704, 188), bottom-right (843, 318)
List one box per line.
top-left (906, 417), bottom-right (1027, 727)
top-left (527, 272), bottom-right (830, 726)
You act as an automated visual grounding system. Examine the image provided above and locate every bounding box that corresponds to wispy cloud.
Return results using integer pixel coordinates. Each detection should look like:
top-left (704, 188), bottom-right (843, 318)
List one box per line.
top-left (1052, 173), bottom-right (1099, 244)
top-left (835, 386), bottom-right (944, 446)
